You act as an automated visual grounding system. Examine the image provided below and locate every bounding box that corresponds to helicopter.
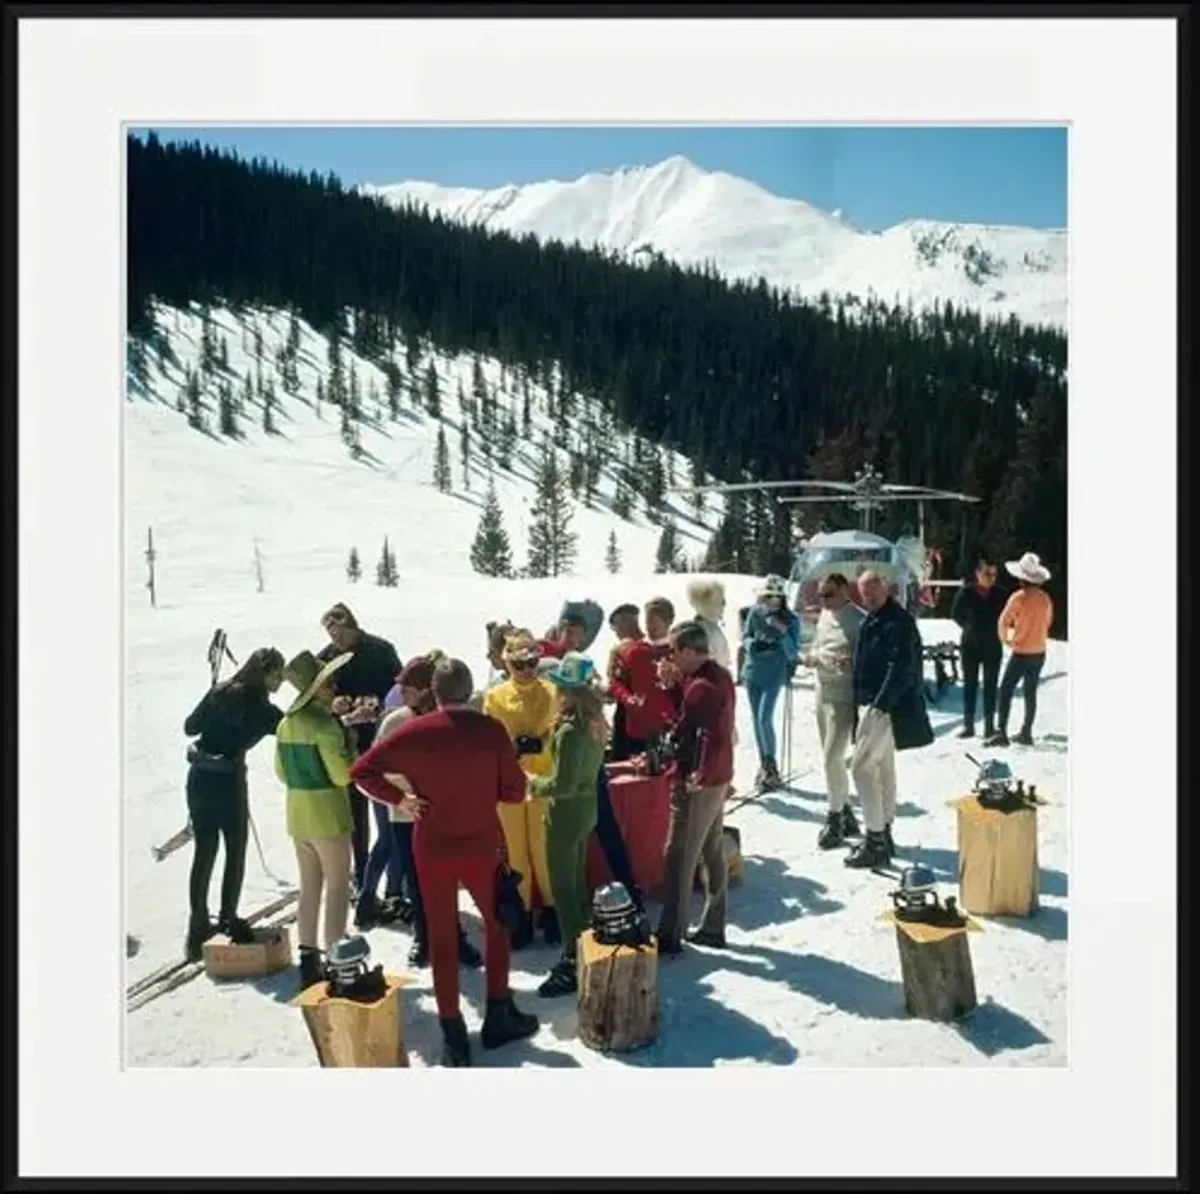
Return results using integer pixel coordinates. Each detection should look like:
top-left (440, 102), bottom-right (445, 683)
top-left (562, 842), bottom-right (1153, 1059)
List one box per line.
top-left (671, 465), bottom-right (980, 686)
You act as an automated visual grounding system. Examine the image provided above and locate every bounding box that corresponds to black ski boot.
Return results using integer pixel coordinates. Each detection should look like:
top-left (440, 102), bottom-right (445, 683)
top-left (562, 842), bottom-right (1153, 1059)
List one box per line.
top-left (983, 730), bottom-right (1009, 748)
top-left (298, 946), bottom-right (326, 991)
top-left (841, 804), bottom-right (861, 838)
top-left (354, 897), bottom-right (380, 931)
top-left (688, 928), bottom-right (727, 949)
top-left (844, 831), bottom-right (890, 869)
top-left (407, 937), bottom-right (429, 968)
top-left (439, 1015), bottom-right (472, 1067)
top-left (538, 906), bottom-right (562, 947)
top-left (760, 759), bottom-right (782, 791)
top-left (510, 910), bottom-right (535, 952)
top-left (480, 994), bottom-right (539, 1049)
top-left (185, 912), bottom-right (215, 963)
top-left (217, 914), bottom-right (256, 945)
top-left (1013, 729), bottom-right (1034, 746)
top-left (883, 823), bottom-right (897, 860)
top-left (957, 724), bottom-right (975, 739)
top-left (457, 927), bottom-right (483, 969)
top-left (536, 951), bottom-right (578, 998)
top-left (817, 809), bottom-right (846, 850)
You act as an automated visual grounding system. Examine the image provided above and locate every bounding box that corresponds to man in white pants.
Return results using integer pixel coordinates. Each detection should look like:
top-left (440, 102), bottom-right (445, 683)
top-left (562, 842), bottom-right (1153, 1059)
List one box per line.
top-left (801, 573), bottom-right (866, 849)
top-left (846, 570), bottom-right (927, 869)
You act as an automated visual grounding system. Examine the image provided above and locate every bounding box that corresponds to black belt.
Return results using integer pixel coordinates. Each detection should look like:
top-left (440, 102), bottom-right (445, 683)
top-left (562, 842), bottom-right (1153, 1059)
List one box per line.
top-left (187, 746), bottom-right (238, 774)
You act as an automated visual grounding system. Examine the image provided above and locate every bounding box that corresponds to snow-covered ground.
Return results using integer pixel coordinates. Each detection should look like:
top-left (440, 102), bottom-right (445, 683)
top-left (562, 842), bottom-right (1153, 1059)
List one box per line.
top-left (125, 303), bottom-right (1068, 1068)
top-left (367, 155), bottom-right (1068, 329)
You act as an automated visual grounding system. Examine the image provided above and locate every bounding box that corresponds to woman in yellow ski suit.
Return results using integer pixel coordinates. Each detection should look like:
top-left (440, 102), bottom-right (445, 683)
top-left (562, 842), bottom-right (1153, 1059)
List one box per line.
top-left (482, 630), bottom-right (559, 949)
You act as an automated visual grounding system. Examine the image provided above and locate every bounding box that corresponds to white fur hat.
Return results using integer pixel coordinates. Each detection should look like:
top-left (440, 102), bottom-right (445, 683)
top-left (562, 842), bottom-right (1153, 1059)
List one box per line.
top-left (758, 573), bottom-right (788, 598)
top-left (1006, 552), bottom-right (1051, 584)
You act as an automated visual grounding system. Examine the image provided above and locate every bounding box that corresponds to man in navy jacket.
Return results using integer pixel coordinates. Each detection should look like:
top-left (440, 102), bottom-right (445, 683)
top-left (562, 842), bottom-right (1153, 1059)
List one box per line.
top-left (847, 571), bottom-right (932, 868)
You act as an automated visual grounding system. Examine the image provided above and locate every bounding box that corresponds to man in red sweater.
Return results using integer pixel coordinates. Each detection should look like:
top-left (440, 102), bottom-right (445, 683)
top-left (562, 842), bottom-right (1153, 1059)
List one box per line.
top-left (349, 657), bottom-right (539, 1067)
top-left (654, 621), bottom-right (736, 955)
top-left (607, 603), bottom-right (674, 761)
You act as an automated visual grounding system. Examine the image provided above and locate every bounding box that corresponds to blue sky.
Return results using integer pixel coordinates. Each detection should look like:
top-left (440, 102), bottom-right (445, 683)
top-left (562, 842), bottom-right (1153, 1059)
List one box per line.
top-left (136, 125), bottom-right (1067, 230)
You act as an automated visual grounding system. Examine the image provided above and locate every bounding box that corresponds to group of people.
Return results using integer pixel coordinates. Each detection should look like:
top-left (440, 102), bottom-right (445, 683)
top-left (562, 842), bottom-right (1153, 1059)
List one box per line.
top-left (176, 549), bottom-right (1053, 1066)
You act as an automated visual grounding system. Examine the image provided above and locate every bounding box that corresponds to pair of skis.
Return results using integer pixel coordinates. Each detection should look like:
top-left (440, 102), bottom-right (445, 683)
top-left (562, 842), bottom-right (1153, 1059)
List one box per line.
top-left (126, 889), bottom-right (300, 1013)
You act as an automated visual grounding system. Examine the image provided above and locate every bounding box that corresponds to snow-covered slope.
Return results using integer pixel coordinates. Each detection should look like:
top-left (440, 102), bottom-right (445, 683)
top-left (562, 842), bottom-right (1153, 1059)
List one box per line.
top-left (366, 155), bottom-right (1067, 329)
top-left (127, 302), bottom-right (718, 608)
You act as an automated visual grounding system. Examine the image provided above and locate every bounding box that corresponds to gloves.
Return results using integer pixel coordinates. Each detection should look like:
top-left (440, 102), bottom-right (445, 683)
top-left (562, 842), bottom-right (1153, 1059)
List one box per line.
top-left (514, 734), bottom-right (544, 757)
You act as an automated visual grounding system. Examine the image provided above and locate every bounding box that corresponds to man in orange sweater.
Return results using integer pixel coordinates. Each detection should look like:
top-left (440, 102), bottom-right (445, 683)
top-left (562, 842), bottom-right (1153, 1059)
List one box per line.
top-left (986, 552), bottom-right (1055, 747)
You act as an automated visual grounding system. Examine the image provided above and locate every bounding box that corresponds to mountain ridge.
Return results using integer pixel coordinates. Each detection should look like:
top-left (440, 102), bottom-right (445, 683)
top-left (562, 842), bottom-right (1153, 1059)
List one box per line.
top-left (365, 155), bottom-right (1066, 328)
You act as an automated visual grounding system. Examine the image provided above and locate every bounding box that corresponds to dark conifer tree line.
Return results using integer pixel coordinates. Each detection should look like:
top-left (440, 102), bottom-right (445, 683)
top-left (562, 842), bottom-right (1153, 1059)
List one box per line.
top-left (127, 133), bottom-right (1068, 631)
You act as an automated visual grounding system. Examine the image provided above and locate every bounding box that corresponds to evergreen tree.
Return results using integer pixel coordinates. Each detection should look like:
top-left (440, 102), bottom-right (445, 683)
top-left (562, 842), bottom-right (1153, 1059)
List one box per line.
top-left (186, 369), bottom-right (204, 430)
top-left (497, 410), bottom-right (518, 470)
top-left (218, 336), bottom-right (229, 372)
top-left (459, 421), bottom-right (471, 490)
top-left (434, 424), bottom-right (452, 492)
top-left (521, 382), bottom-right (533, 441)
top-left (253, 323), bottom-right (263, 361)
top-left (612, 474), bottom-right (634, 521)
top-left (262, 384), bottom-right (276, 435)
top-left (424, 361), bottom-right (441, 418)
top-left (526, 447), bottom-right (577, 578)
top-left (568, 451), bottom-right (585, 499)
top-left (403, 327), bottom-right (420, 376)
top-left (346, 546), bottom-right (362, 583)
top-left (470, 480), bottom-right (514, 578)
top-left (199, 308), bottom-right (217, 375)
top-left (315, 375), bottom-right (325, 419)
top-left (375, 536), bottom-right (399, 586)
top-left (286, 308), bottom-right (301, 358)
top-left (655, 519), bottom-right (683, 573)
top-left (218, 379), bottom-right (237, 437)
top-left (384, 363), bottom-right (403, 419)
top-left (604, 529), bottom-right (621, 575)
top-left (241, 371), bottom-right (253, 414)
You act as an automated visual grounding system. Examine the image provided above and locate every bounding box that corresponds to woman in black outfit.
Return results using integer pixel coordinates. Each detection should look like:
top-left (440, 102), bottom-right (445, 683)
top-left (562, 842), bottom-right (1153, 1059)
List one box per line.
top-left (182, 647), bottom-right (286, 960)
top-left (950, 560), bottom-right (1007, 739)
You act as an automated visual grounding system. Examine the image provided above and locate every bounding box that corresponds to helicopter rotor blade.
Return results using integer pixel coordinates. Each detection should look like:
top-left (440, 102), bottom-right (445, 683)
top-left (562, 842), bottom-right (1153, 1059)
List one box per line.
top-left (666, 479), bottom-right (857, 496)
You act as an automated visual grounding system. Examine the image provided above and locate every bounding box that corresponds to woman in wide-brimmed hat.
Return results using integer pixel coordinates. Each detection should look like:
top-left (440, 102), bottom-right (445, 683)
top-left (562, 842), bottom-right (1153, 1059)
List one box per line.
top-left (527, 653), bottom-right (608, 998)
top-left (274, 648), bottom-right (357, 990)
top-left (482, 630), bottom-right (559, 949)
top-left (987, 552), bottom-right (1055, 748)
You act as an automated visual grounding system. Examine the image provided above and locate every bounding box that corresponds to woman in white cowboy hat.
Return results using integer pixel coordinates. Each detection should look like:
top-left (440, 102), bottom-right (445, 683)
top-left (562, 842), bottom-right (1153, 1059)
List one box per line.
top-left (274, 648), bottom-right (357, 990)
top-left (740, 574), bottom-right (801, 790)
top-left (987, 552), bottom-right (1055, 747)
top-left (526, 652), bottom-right (609, 998)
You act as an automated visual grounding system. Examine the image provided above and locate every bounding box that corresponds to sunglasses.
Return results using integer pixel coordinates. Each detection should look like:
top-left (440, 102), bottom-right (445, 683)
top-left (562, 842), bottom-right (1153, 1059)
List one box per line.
top-left (508, 658), bottom-right (538, 672)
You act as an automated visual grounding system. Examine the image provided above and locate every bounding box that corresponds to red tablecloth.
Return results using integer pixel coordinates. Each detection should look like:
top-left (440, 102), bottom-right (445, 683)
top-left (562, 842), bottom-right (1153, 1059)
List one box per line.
top-left (585, 765), bottom-right (671, 898)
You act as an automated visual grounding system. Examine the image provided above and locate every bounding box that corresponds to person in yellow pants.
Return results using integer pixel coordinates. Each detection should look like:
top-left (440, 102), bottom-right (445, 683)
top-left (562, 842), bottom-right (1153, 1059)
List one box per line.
top-left (482, 630), bottom-right (559, 949)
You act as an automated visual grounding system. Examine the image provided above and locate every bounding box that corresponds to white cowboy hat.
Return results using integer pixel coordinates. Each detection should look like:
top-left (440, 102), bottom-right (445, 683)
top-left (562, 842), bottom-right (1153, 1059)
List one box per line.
top-left (1005, 552), bottom-right (1051, 584)
top-left (283, 649), bottom-right (354, 715)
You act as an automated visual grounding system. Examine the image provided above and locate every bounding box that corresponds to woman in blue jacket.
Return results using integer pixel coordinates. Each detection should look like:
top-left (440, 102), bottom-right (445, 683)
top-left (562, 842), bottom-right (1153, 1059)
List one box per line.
top-left (741, 575), bottom-right (801, 790)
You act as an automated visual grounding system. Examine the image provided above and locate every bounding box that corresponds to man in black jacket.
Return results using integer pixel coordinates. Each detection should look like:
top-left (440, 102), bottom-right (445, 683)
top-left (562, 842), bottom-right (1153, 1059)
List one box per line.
top-left (847, 572), bottom-right (932, 869)
top-left (317, 602), bottom-right (403, 903)
top-left (950, 560), bottom-right (1007, 739)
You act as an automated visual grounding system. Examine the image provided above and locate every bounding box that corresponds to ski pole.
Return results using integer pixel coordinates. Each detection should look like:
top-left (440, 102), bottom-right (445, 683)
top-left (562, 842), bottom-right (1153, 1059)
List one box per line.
top-left (248, 811), bottom-right (289, 886)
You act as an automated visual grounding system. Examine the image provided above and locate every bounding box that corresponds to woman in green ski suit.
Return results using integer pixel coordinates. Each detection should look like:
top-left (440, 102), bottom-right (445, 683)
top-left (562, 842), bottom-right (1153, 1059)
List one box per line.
top-left (529, 652), bottom-right (607, 998)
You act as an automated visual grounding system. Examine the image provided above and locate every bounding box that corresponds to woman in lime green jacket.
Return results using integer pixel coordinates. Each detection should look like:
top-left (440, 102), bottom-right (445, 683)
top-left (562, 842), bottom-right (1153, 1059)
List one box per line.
top-left (275, 649), bottom-right (356, 990)
top-left (529, 653), bottom-right (608, 998)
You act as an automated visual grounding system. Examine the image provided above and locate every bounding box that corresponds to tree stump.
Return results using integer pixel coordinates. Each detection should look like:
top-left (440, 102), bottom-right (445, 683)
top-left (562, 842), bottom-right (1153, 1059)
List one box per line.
top-left (203, 926), bottom-right (293, 981)
top-left (292, 976), bottom-right (408, 1067)
top-left (952, 795), bottom-right (1041, 917)
top-left (576, 930), bottom-right (658, 1053)
top-left (884, 912), bottom-right (980, 1021)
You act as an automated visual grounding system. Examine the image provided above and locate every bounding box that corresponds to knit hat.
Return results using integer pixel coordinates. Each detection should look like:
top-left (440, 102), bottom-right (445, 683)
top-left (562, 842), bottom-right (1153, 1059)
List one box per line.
top-left (1005, 552), bottom-right (1051, 584)
top-left (396, 650), bottom-right (445, 693)
top-left (544, 652), bottom-right (599, 690)
top-left (283, 649), bottom-right (353, 715)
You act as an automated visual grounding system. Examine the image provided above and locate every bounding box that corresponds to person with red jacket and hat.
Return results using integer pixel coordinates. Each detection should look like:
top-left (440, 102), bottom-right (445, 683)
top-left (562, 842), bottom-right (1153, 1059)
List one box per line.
top-left (349, 657), bottom-right (539, 1067)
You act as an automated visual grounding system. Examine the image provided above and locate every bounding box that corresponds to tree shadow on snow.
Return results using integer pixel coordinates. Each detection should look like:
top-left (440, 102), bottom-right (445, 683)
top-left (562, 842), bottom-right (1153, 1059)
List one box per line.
top-left (892, 844), bottom-right (1068, 899)
top-left (726, 855), bottom-right (844, 931)
top-left (955, 997), bottom-right (1053, 1057)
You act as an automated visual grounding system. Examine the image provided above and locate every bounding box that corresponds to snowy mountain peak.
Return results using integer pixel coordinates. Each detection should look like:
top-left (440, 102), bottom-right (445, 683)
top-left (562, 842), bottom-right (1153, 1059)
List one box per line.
top-left (365, 156), bottom-right (1066, 328)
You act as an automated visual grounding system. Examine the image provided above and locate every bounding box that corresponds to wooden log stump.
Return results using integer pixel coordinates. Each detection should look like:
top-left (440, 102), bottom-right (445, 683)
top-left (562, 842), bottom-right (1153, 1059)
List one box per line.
top-left (203, 925), bottom-right (293, 981)
top-left (951, 795), bottom-right (1042, 917)
top-left (576, 929), bottom-right (658, 1053)
top-left (883, 911), bottom-right (981, 1022)
top-left (291, 976), bottom-right (409, 1067)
